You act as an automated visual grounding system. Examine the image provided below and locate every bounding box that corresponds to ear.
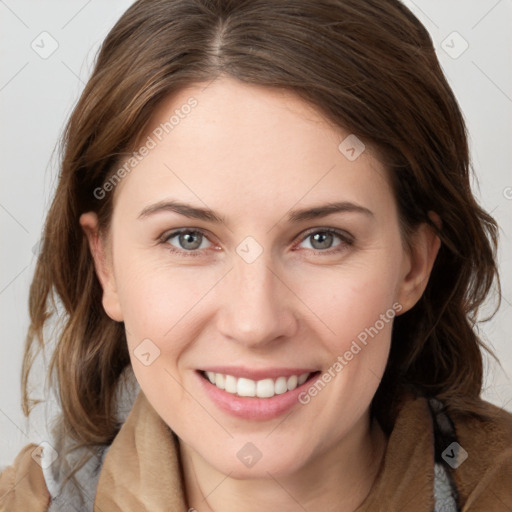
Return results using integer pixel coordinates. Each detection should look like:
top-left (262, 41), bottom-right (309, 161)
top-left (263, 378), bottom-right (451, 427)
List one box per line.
top-left (396, 212), bottom-right (441, 314)
top-left (79, 212), bottom-right (124, 322)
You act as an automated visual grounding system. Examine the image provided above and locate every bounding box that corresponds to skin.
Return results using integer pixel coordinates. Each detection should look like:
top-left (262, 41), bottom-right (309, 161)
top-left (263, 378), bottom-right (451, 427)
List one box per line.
top-left (81, 76), bottom-right (440, 512)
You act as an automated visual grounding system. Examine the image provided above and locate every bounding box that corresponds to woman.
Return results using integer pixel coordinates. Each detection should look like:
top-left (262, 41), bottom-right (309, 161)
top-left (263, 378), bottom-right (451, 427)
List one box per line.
top-left (1, 0), bottom-right (511, 511)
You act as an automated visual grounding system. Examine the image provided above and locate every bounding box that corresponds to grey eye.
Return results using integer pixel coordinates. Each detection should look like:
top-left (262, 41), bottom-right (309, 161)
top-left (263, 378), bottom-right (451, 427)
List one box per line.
top-left (167, 230), bottom-right (210, 251)
top-left (300, 231), bottom-right (342, 251)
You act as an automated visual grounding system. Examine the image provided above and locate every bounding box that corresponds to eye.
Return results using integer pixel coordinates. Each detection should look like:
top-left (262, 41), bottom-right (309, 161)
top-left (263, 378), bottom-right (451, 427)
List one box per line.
top-left (163, 229), bottom-right (212, 253)
top-left (296, 228), bottom-right (353, 253)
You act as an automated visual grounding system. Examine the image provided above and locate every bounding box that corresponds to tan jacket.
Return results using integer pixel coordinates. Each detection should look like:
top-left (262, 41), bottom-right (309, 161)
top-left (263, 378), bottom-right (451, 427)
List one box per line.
top-left (1, 391), bottom-right (511, 511)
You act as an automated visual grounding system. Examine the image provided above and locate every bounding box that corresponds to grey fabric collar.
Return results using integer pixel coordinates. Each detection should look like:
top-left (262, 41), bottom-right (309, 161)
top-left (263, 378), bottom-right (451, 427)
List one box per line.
top-left (41, 365), bottom-right (140, 511)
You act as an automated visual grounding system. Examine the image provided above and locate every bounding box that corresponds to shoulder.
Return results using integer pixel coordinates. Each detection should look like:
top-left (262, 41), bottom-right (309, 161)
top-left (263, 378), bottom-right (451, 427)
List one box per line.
top-left (448, 399), bottom-right (512, 508)
top-left (0, 443), bottom-right (51, 512)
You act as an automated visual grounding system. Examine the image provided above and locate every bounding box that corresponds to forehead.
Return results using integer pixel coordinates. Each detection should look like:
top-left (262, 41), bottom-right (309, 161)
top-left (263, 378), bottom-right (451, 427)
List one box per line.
top-left (113, 76), bottom-right (394, 221)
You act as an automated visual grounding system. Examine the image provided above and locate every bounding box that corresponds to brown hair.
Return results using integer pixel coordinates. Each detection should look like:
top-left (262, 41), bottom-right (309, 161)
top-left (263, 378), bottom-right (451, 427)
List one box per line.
top-left (22, 0), bottom-right (500, 484)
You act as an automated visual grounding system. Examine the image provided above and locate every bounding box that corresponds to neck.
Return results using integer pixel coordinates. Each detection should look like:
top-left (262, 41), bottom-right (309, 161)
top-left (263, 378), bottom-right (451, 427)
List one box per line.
top-left (179, 412), bottom-right (387, 512)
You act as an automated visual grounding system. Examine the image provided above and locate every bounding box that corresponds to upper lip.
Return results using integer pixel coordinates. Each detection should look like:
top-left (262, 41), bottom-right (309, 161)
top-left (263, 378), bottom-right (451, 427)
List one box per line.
top-left (198, 366), bottom-right (319, 381)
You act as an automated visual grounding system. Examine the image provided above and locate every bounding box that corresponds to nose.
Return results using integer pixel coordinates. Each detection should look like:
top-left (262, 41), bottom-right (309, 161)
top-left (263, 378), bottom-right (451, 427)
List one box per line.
top-left (216, 253), bottom-right (299, 349)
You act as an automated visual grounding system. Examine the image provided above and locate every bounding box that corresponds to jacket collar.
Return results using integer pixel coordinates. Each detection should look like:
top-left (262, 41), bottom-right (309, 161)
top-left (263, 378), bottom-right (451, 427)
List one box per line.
top-left (94, 390), bottom-right (436, 511)
top-left (94, 390), bottom-right (186, 511)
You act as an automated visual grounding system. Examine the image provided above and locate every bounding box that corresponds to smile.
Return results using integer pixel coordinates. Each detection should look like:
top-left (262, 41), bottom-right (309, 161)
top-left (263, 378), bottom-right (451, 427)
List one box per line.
top-left (203, 371), bottom-right (311, 398)
top-left (197, 367), bottom-right (321, 420)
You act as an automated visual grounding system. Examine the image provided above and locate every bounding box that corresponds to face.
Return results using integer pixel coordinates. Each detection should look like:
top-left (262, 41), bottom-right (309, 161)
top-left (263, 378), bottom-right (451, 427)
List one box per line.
top-left (81, 76), bottom-right (439, 479)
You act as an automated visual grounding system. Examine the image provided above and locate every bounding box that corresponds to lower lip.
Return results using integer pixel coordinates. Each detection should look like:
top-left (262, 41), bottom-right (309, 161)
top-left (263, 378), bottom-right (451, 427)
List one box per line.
top-left (196, 371), bottom-right (318, 421)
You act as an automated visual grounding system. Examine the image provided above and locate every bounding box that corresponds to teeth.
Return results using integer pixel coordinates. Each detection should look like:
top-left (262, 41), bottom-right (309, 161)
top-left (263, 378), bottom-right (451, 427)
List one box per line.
top-left (275, 376), bottom-right (288, 395)
top-left (225, 374), bottom-right (237, 393)
top-left (287, 375), bottom-right (298, 391)
top-left (256, 378), bottom-right (275, 398)
top-left (298, 372), bottom-right (309, 385)
top-left (237, 377), bottom-right (256, 397)
top-left (204, 371), bottom-right (311, 398)
top-left (215, 373), bottom-right (225, 390)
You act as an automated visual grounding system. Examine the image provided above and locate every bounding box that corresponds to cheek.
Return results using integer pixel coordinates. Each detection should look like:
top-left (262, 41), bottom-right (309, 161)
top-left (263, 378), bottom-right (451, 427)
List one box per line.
top-left (294, 259), bottom-right (401, 348)
top-left (290, 257), bottom-right (401, 416)
top-left (114, 257), bottom-right (216, 418)
top-left (294, 270), bottom-right (398, 443)
top-left (113, 249), bottom-right (226, 358)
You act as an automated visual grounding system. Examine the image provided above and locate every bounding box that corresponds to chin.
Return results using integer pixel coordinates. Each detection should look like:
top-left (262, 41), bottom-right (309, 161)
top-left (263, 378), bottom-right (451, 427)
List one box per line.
top-left (197, 438), bottom-right (313, 479)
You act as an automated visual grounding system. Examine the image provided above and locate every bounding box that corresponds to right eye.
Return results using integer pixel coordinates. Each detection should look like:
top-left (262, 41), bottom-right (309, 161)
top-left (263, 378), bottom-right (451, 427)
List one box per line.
top-left (162, 229), bottom-right (213, 255)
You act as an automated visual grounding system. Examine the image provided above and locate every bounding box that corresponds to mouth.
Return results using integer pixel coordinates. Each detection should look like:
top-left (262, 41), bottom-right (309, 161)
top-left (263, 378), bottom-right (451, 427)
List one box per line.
top-left (199, 369), bottom-right (321, 398)
top-left (196, 367), bottom-right (323, 420)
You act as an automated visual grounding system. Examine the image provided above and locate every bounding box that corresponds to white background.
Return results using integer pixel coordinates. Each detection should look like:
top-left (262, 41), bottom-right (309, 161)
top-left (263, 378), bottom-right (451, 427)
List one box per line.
top-left (1, 0), bottom-right (511, 470)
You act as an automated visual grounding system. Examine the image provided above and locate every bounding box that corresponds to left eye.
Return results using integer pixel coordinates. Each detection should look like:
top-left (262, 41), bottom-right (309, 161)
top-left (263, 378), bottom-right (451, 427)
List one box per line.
top-left (164, 230), bottom-right (212, 251)
top-left (297, 229), bottom-right (349, 251)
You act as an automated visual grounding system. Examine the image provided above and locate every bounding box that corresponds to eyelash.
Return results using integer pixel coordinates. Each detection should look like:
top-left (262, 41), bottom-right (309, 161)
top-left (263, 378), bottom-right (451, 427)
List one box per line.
top-left (160, 227), bottom-right (354, 258)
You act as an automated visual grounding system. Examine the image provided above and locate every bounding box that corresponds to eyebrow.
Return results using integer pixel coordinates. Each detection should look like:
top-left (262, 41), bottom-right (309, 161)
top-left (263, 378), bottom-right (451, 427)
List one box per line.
top-left (287, 202), bottom-right (373, 222)
top-left (138, 200), bottom-right (225, 223)
top-left (138, 199), bottom-right (373, 224)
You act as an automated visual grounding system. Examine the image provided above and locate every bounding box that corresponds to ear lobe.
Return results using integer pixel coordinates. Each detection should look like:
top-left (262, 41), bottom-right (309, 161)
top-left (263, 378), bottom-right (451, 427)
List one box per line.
top-left (396, 214), bottom-right (441, 314)
top-left (79, 212), bottom-right (124, 322)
